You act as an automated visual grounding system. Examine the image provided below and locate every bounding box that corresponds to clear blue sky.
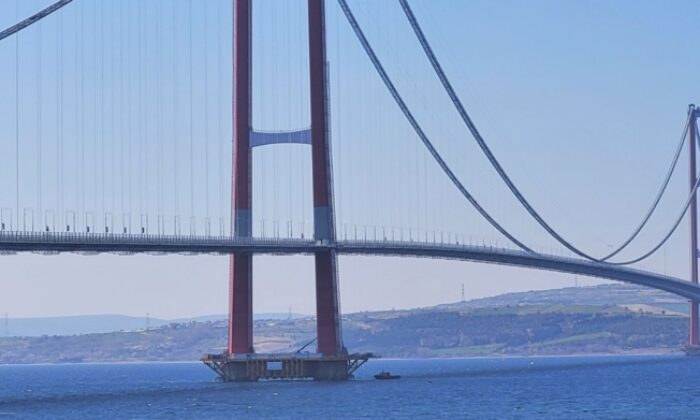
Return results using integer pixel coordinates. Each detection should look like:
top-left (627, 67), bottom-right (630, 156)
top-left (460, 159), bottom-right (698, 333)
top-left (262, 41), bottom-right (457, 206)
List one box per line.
top-left (0, 0), bottom-right (697, 319)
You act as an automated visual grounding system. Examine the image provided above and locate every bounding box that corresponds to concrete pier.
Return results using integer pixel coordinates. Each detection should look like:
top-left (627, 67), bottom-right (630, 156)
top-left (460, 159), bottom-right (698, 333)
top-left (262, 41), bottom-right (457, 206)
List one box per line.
top-left (202, 353), bottom-right (375, 382)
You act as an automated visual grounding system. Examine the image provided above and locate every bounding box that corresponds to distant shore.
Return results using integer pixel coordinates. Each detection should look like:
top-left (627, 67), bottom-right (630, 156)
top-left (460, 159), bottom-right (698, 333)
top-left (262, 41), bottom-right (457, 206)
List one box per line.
top-left (0, 284), bottom-right (690, 365)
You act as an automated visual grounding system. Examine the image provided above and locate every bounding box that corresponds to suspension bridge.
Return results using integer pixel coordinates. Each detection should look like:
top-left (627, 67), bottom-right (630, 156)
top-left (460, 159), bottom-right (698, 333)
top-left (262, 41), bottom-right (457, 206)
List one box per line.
top-left (1, 0), bottom-right (699, 380)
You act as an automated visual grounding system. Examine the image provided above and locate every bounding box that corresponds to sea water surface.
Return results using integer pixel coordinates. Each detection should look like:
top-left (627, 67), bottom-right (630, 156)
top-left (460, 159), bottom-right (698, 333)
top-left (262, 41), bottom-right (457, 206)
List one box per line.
top-left (0, 355), bottom-right (698, 419)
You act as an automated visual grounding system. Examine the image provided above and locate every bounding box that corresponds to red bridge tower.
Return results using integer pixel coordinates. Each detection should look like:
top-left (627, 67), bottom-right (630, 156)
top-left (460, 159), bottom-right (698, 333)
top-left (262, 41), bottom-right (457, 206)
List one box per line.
top-left (203, 0), bottom-right (371, 381)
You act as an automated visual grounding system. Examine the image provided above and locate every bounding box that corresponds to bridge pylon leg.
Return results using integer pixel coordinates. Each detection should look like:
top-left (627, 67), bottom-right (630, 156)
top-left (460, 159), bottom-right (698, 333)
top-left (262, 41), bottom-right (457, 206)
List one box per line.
top-left (229, 254), bottom-right (253, 354)
top-left (688, 104), bottom-right (699, 353)
top-left (691, 301), bottom-right (699, 347)
top-left (315, 250), bottom-right (343, 356)
top-left (309, 0), bottom-right (344, 358)
top-left (228, 0), bottom-right (253, 356)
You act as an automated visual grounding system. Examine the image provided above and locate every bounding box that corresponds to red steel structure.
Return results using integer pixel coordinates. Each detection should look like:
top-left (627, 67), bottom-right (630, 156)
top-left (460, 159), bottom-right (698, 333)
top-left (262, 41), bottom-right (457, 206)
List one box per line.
top-left (308, 0), bottom-right (344, 356)
top-left (228, 0), bottom-right (343, 357)
top-left (229, 0), bottom-right (253, 355)
top-left (690, 104), bottom-right (699, 347)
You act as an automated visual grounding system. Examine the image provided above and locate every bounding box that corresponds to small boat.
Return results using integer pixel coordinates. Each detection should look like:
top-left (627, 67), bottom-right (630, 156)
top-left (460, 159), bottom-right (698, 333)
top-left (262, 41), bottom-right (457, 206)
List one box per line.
top-left (374, 371), bottom-right (401, 380)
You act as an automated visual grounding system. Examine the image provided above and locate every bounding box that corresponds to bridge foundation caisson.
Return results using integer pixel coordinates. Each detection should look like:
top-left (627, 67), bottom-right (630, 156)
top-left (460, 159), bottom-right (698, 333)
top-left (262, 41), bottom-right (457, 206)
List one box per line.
top-left (203, 0), bottom-right (373, 380)
top-left (686, 105), bottom-right (700, 355)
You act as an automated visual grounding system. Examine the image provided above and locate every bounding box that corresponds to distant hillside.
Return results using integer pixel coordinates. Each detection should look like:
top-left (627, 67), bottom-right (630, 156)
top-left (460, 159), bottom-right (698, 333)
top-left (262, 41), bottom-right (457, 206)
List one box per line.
top-left (2, 284), bottom-right (678, 338)
top-left (0, 283), bottom-right (690, 364)
top-left (0, 315), bottom-right (169, 338)
top-left (439, 284), bottom-right (687, 314)
top-left (0, 313), bottom-right (305, 337)
top-left (344, 304), bottom-right (685, 358)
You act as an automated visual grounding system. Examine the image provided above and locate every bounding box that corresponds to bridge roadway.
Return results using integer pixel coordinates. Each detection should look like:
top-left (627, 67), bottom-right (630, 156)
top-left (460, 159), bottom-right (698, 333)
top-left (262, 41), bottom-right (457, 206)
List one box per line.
top-left (1, 231), bottom-right (698, 301)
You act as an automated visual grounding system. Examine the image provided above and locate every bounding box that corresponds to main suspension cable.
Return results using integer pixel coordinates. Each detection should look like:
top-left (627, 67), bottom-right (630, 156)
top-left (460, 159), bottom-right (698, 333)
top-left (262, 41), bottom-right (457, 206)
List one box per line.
top-left (342, 0), bottom-right (700, 266)
top-left (399, 0), bottom-right (690, 263)
top-left (337, 0), bottom-right (535, 253)
top-left (611, 164), bottom-right (700, 265)
top-left (0, 0), bottom-right (73, 42)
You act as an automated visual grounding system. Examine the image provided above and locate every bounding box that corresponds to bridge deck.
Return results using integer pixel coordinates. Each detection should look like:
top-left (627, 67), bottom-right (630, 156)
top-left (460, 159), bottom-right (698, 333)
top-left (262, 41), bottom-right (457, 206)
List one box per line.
top-left (0, 231), bottom-right (697, 300)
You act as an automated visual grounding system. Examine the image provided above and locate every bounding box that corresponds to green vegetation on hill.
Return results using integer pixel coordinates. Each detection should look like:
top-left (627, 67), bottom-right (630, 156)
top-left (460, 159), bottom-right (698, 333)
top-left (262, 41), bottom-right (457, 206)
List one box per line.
top-left (0, 301), bottom-right (687, 364)
top-left (345, 305), bottom-right (685, 357)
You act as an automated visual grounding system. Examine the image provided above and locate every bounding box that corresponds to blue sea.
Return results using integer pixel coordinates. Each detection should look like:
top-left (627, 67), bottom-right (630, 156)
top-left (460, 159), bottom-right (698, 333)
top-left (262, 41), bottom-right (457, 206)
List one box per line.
top-left (0, 355), bottom-right (699, 419)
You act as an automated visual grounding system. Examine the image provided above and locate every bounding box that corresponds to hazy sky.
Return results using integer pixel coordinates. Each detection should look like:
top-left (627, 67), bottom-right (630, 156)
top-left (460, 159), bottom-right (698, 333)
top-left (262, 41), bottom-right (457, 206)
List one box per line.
top-left (0, 0), bottom-right (698, 319)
